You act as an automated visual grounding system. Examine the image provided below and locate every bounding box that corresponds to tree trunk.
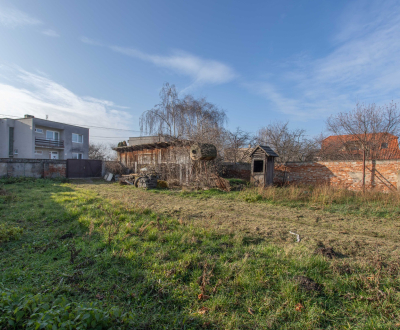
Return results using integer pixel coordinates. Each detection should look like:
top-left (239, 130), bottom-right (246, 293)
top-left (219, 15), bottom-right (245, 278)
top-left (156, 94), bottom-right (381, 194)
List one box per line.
top-left (362, 149), bottom-right (366, 192)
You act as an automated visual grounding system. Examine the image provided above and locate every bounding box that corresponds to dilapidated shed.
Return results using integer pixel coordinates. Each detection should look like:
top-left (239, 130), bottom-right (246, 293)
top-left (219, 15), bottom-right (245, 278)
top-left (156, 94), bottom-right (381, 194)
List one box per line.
top-left (114, 136), bottom-right (192, 184)
top-left (250, 145), bottom-right (279, 186)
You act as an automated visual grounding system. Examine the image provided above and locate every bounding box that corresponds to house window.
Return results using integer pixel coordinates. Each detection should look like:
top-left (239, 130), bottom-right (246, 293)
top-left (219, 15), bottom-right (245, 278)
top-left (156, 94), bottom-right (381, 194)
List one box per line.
top-left (72, 133), bottom-right (83, 143)
top-left (72, 153), bottom-right (83, 159)
top-left (35, 128), bottom-right (43, 133)
top-left (46, 130), bottom-right (59, 141)
top-left (253, 160), bottom-right (264, 173)
top-left (381, 142), bottom-right (388, 149)
top-left (35, 150), bottom-right (43, 155)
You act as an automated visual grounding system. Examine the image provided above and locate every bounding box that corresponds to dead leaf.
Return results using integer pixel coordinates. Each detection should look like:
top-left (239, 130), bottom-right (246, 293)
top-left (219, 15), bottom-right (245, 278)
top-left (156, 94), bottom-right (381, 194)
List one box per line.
top-left (295, 303), bottom-right (304, 312)
top-left (198, 307), bottom-right (209, 315)
top-left (198, 293), bottom-right (210, 301)
top-left (248, 307), bottom-right (255, 315)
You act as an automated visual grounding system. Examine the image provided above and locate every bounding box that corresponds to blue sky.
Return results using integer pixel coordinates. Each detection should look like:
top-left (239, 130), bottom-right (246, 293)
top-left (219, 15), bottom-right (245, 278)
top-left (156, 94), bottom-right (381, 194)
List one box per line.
top-left (0, 0), bottom-right (399, 143)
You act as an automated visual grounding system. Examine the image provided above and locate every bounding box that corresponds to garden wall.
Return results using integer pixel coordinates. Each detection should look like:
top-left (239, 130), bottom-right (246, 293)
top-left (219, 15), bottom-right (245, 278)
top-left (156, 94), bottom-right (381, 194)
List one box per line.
top-left (221, 163), bottom-right (251, 181)
top-left (0, 158), bottom-right (67, 178)
top-left (275, 160), bottom-right (400, 192)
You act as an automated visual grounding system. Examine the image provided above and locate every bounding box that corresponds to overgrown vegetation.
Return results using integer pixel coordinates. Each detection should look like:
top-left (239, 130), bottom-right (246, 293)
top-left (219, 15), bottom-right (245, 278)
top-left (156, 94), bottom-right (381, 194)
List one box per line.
top-left (159, 183), bottom-right (400, 218)
top-left (241, 185), bottom-right (400, 218)
top-left (1, 179), bottom-right (400, 328)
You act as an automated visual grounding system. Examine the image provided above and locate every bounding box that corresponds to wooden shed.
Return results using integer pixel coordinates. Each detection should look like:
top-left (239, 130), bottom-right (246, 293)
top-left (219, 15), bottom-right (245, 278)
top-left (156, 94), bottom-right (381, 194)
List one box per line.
top-left (249, 145), bottom-right (279, 186)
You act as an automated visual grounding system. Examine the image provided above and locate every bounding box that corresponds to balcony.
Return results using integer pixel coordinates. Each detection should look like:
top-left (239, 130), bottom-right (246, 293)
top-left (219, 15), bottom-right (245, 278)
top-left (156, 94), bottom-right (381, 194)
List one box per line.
top-left (35, 138), bottom-right (64, 149)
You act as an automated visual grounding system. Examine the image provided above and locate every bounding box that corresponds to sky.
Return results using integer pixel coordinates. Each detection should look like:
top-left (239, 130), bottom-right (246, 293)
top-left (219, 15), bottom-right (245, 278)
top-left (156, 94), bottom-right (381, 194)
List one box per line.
top-left (0, 0), bottom-right (400, 143)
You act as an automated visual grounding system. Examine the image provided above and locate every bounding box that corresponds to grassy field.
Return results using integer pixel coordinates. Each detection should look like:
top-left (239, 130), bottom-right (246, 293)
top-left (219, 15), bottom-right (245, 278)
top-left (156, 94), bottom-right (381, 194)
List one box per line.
top-left (1, 179), bottom-right (400, 329)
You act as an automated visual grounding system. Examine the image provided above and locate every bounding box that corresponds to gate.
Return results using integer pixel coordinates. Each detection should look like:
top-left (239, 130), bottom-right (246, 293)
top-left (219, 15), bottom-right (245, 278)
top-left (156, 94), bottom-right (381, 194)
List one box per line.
top-left (66, 159), bottom-right (102, 178)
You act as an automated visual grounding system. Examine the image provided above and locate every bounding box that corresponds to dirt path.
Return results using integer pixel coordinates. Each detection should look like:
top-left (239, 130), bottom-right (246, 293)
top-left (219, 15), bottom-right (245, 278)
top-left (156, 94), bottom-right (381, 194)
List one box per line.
top-left (78, 183), bottom-right (400, 260)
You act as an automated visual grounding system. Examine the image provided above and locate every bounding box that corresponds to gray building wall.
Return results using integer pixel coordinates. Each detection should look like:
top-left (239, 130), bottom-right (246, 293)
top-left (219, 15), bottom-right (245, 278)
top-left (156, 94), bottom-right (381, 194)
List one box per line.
top-left (14, 118), bottom-right (34, 159)
top-left (0, 116), bottom-right (89, 160)
top-left (0, 119), bottom-right (13, 158)
top-left (32, 118), bottom-right (89, 160)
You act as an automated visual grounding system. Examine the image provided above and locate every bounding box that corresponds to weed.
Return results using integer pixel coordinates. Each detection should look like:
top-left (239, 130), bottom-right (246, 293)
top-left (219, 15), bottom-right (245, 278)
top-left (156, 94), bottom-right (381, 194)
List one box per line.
top-left (0, 224), bottom-right (23, 242)
top-left (1, 180), bottom-right (400, 329)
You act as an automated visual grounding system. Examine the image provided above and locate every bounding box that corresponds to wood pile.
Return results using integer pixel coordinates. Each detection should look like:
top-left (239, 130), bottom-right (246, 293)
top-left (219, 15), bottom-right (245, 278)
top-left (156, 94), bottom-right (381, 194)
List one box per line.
top-left (119, 173), bottom-right (158, 189)
top-left (136, 175), bottom-right (158, 189)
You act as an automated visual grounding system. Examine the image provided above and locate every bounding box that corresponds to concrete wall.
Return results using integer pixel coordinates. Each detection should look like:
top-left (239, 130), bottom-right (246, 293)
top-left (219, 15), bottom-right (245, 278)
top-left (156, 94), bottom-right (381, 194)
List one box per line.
top-left (0, 158), bottom-right (67, 178)
top-left (0, 119), bottom-right (13, 158)
top-left (13, 118), bottom-right (34, 159)
top-left (275, 160), bottom-right (400, 192)
top-left (128, 136), bottom-right (167, 146)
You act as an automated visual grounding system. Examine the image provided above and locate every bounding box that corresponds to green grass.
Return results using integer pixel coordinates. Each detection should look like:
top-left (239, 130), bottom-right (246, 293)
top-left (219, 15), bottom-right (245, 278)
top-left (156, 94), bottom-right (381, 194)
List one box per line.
top-left (1, 179), bottom-right (400, 329)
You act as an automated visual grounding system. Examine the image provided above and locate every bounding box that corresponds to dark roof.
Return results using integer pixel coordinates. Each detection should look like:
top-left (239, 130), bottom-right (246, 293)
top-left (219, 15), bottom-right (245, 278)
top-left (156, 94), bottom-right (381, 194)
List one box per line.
top-left (113, 141), bottom-right (170, 152)
top-left (250, 145), bottom-right (279, 157)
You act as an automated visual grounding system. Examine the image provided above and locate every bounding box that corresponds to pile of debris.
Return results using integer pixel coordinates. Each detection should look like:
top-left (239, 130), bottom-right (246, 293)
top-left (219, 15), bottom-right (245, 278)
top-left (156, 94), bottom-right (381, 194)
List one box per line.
top-left (119, 168), bottom-right (159, 189)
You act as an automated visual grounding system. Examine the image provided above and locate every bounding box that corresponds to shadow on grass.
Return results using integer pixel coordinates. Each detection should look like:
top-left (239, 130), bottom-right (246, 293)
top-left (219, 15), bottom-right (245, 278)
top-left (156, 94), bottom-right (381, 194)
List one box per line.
top-left (2, 179), bottom-right (399, 329)
top-left (0, 179), bottom-right (209, 329)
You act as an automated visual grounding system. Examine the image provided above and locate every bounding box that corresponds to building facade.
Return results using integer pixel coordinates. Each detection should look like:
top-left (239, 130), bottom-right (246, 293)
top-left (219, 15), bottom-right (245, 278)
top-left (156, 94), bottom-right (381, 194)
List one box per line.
top-left (0, 115), bottom-right (89, 160)
top-left (321, 133), bottom-right (400, 160)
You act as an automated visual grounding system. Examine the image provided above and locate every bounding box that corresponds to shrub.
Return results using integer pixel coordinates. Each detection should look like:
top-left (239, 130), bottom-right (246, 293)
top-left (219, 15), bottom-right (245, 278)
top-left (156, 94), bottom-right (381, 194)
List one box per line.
top-left (157, 180), bottom-right (169, 189)
top-left (0, 290), bottom-right (127, 329)
top-left (0, 225), bottom-right (23, 242)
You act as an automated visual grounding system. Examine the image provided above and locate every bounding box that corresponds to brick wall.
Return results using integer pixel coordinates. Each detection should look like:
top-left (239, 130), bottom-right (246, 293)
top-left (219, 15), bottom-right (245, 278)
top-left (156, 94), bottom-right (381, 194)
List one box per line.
top-left (0, 158), bottom-right (67, 178)
top-left (275, 160), bottom-right (400, 192)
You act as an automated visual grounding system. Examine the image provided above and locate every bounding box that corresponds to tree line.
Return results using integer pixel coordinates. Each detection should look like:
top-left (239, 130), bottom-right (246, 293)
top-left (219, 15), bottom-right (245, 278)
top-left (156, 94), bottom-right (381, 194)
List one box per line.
top-left (91, 83), bottom-right (400, 169)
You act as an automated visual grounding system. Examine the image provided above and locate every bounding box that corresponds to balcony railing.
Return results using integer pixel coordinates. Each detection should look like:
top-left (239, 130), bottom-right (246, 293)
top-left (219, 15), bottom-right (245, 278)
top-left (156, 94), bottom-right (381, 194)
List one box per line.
top-left (35, 138), bottom-right (64, 148)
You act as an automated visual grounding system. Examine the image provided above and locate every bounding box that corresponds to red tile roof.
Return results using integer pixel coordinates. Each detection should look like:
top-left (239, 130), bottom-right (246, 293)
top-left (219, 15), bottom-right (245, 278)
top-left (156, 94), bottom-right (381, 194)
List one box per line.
top-left (321, 133), bottom-right (400, 160)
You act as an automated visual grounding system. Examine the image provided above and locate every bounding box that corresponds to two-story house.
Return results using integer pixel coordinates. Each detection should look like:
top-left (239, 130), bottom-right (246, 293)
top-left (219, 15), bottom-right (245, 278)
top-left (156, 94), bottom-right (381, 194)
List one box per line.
top-left (0, 115), bottom-right (89, 159)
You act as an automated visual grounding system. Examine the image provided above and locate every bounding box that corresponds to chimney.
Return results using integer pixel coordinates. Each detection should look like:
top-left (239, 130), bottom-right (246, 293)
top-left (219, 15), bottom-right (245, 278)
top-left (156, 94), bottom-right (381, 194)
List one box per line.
top-left (24, 114), bottom-right (35, 119)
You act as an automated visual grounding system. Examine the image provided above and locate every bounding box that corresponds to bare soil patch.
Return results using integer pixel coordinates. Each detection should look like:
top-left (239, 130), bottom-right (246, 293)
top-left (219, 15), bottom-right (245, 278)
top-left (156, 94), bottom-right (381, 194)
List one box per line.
top-left (76, 183), bottom-right (400, 260)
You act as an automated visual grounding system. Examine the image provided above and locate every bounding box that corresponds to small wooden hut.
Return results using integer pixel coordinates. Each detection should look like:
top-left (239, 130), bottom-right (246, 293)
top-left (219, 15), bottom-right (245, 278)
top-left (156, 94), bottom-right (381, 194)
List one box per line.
top-left (249, 145), bottom-right (279, 186)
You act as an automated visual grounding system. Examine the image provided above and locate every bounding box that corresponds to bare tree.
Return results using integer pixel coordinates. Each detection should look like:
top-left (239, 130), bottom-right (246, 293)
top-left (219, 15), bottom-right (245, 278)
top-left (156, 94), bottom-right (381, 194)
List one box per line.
top-left (254, 121), bottom-right (316, 163)
top-left (89, 143), bottom-right (117, 160)
top-left (140, 83), bottom-right (227, 145)
top-left (325, 101), bottom-right (400, 190)
top-left (225, 127), bottom-right (251, 163)
top-left (139, 83), bottom-right (228, 187)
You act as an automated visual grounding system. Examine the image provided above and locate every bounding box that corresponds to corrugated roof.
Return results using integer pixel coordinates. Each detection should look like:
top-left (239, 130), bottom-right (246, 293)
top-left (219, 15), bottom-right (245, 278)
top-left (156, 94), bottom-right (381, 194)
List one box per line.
top-left (250, 145), bottom-right (279, 157)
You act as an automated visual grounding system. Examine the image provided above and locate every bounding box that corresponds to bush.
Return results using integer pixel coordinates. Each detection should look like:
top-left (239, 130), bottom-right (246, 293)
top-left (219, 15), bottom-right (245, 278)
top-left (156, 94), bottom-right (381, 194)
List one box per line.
top-left (157, 180), bottom-right (169, 189)
top-left (0, 225), bottom-right (23, 242)
top-left (0, 290), bottom-right (128, 329)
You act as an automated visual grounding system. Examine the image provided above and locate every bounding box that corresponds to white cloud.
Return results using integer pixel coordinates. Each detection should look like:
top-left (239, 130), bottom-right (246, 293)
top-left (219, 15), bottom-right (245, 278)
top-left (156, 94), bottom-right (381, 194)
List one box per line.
top-left (80, 36), bottom-right (104, 47)
top-left (81, 37), bottom-right (237, 86)
top-left (42, 29), bottom-right (59, 37)
top-left (111, 46), bottom-right (237, 85)
top-left (0, 6), bottom-right (42, 28)
top-left (248, 0), bottom-right (400, 120)
top-left (0, 66), bottom-right (133, 143)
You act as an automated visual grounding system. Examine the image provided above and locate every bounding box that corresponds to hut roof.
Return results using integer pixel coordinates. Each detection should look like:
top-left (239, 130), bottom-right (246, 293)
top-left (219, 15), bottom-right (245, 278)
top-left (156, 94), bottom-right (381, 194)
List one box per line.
top-left (249, 145), bottom-right (279, 157)
top-left (113, 142), bottom-right (170, 152)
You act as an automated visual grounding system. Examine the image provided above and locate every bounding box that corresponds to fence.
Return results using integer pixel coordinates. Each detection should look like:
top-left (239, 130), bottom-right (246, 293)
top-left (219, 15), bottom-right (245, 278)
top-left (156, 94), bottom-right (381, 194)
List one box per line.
top-left (0, 158), bottom-right (105, 179)
top-left (275, 159), bottom-right (400, 192)
top-left (66, 159), bottom-right (103, 178)
top-left (0, 158), bottom-right (67, 178)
